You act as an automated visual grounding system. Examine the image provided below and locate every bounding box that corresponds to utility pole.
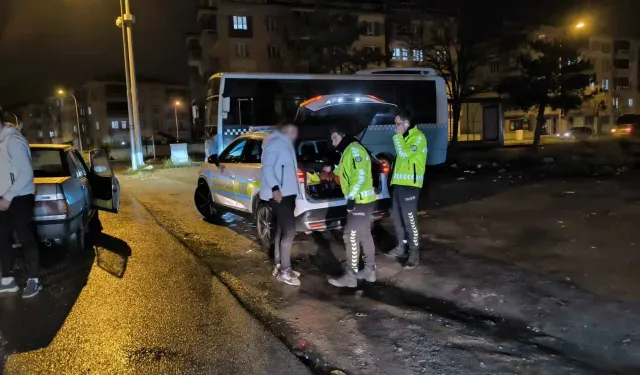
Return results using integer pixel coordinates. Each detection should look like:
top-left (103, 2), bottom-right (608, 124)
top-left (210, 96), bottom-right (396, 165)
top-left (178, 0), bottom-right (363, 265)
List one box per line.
top-left (117, 0), bottom-right (137, 170)
top-left (121, 0), bottom-right (145, 168)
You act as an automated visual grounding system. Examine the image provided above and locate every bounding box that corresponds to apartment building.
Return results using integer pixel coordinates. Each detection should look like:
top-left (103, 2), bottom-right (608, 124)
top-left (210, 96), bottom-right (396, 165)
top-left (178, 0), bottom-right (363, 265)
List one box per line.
top-left (12, 98), bottom-right (83, 146)
top-left (15, 79), bottom-right (190, 149)
top-left (187, 0), bottom-right (387, 99)
top-left (81, 80), bottom-right (190, 148)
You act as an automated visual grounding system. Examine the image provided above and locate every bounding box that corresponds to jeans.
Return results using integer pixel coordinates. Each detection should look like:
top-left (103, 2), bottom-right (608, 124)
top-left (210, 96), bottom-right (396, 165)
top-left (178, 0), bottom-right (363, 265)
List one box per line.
top-left (270, 195), bottom-right (296, 270)
top-left (0, 194), bottom-right (40, 279)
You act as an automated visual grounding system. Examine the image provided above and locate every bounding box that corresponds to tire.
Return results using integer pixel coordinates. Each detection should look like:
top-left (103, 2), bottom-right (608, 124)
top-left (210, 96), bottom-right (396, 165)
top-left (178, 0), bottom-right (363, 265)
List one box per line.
top-left (66, 229), bottom-right (86, 254)
top-left (194, 181), bottom-right (220, 221)
top-left (255, 202), bottom-right (276, 249)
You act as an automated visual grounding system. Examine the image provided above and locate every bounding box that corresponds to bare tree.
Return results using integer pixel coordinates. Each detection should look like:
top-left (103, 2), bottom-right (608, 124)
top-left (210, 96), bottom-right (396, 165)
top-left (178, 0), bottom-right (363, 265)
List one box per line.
top-left (396, 4), bottom-right (522, 145)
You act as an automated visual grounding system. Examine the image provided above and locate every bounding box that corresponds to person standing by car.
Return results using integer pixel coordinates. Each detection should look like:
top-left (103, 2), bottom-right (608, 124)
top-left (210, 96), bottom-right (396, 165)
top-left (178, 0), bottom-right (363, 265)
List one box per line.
top-left (385, 109), bottom-right (427, 269)
top-left (260, 122), bottom-right (302, 286)
top-left (324, 128), bottom-right (377, 288)
top-left (0, 109), bottom-right (42, 298)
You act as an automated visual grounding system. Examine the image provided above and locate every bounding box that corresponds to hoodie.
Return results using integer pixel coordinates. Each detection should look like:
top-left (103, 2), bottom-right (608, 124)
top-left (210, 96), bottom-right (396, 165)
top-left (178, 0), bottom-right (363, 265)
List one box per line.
top-left (0, 126), bottom-right (35, 201)
top-left (259, 131), bottom-right (301, 201)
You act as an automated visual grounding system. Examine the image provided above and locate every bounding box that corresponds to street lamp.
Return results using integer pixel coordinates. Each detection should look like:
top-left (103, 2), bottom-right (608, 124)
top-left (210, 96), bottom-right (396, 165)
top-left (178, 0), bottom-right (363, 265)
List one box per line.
top-left (575, 21), bottom-right (585, 29)
top-left (174, 101), bottom-right (181, 142)
top-left (57, 89), bottom-right (83, 153)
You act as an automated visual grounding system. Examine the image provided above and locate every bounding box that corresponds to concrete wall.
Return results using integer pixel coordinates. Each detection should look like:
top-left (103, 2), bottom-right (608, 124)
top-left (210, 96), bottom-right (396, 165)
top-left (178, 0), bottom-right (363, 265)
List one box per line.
top-left (106, 143), bottom-right (206, 161)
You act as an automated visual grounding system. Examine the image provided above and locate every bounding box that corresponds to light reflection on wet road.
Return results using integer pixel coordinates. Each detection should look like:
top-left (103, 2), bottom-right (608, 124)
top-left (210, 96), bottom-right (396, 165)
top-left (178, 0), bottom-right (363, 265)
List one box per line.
top-left (0, 195), bottom-right (310, 375)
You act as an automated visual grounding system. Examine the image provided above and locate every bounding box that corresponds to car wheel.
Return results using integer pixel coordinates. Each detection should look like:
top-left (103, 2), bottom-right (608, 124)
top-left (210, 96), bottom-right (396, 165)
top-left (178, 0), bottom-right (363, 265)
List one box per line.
top-left (256, 202), bottom-right (275, 249)
top-left (194, 181), bottom-right (220, 221)
top-left (66, 229), bottom-right (86, 253)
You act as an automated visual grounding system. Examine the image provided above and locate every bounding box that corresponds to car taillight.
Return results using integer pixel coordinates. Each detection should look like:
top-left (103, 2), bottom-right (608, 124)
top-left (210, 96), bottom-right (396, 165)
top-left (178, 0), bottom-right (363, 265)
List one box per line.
top-left (381, 160), bottom-right (390, 175)
top-left (34, 199), bottom-right (68, 218)
top-left (297, 168), bottom-right (305, 183)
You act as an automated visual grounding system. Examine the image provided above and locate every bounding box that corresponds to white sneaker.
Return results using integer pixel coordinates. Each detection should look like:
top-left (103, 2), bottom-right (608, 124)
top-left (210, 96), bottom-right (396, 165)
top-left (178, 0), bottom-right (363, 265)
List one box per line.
top-left (272, 264), bottom-right (300, 277)
top-left (22, 278), bottom-right (43, 299)
top-left (0, 277), bottom-right (20, 294)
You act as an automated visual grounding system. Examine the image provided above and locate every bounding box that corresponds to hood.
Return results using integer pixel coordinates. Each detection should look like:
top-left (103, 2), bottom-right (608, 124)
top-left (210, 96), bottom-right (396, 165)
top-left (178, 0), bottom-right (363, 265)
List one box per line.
top-left (0, 125), bottom-right (19, 143)
top-left (262, 130), bottom-right (293, 150)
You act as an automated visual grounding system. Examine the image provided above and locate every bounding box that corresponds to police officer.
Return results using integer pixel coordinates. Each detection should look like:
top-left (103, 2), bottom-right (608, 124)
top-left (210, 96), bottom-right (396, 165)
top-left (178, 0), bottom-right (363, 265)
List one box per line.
top-left (386, 109), bottom-right (427, 269)
top-left (324, 128), bottom-right (377, 288)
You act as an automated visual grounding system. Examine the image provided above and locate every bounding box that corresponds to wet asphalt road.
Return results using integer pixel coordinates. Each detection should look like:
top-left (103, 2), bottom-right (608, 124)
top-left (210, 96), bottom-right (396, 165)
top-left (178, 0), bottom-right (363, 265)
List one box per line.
top-left (0, 195), bottom-right (311, 375)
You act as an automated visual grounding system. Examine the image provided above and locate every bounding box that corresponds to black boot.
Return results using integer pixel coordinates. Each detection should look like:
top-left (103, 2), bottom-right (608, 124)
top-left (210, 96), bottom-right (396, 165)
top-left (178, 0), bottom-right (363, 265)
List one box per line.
top-left (404, 250), bottom-right (419, 269)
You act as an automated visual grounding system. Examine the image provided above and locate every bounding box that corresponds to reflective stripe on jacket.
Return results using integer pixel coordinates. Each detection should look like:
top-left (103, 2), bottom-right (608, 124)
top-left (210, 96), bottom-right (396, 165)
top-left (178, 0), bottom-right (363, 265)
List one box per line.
top-left (391, 126), bottom-right (427, 188)
top-left (336, 142), bottom-right (376, 205)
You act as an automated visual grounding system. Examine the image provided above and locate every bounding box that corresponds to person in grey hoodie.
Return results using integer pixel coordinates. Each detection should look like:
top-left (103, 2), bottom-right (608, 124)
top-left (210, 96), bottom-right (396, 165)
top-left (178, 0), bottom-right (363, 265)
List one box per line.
top-left (0, 110), bottom-right (42, 298)
top-left (260, 122), bottom-right (302, 286)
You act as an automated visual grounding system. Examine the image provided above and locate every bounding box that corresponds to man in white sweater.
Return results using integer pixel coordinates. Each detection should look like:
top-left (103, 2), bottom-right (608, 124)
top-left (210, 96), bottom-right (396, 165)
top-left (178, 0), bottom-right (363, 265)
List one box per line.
top-left (0, 110), bottom-right (42, 298)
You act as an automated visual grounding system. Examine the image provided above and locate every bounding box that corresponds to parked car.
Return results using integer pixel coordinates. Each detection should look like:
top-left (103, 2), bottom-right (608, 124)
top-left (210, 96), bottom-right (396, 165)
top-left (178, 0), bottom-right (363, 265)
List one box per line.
top-left (26, 144), bottom-right (121, 252)
top-left (194, 132), bottom-right (391, 248)
top-left (558, 126), bottom-right (594, 140)
top-left (612, 114), bottom-right (640, 137)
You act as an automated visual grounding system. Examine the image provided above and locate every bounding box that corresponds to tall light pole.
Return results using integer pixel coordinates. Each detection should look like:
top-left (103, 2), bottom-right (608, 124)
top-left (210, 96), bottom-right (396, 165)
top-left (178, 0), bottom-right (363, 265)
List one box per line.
top-left (174, 101), bottom-right (181, 142)
top-left (116, 0), bottom-right (137, 170)
top-left (117, 0), bottom-right (144, 169)
top-left (57, 89), bottom-right (83, 153)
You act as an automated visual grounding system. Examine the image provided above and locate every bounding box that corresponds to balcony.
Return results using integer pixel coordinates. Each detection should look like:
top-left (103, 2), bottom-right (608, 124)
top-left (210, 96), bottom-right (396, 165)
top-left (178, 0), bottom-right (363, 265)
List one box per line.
top-left (188, 49), bottom-right (202, 67)
top-left (186, 32), bottom-right (199, 47)
top-left (197, 4), bottom-right (217, 23)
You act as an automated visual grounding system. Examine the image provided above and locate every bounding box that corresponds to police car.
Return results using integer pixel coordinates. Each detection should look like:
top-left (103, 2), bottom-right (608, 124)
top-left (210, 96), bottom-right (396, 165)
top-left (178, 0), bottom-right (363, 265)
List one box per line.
top-left (194, 95), bottom-right (393, 248)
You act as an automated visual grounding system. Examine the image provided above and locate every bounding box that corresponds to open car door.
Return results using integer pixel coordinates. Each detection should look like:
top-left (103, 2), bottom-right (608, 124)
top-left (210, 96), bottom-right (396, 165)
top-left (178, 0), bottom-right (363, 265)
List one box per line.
top-left (89, 149), bottom-right (121, 213)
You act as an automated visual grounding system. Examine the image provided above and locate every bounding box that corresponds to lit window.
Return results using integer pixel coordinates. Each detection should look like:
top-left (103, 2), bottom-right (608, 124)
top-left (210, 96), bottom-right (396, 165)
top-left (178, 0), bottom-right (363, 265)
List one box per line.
top-left (111, 120), bottom-right (119, 129)
top-left (412, 49), bottom-right (424, 62)
top-left (121, 120), bottom-right (127, 129)
top-left (49, 131), bottom-right (55, 137)
top-left (80, 108), bottom-right (85, 115)
top-left (38, 131), bottom-right (43, 138)
top-left (236, 43), bottom-right (248, 57)
top-left (88, 107), bottom-right (92, 115)
top-left (95, 121), bottom-right (100, 130)
top-left (602, 79), bottom-right (609, 91)
top-left (233, 16), bottom-right (248, 30)
top-left (629, 98), bottom-right (634, 107)
top-left (401, 48), bottom-right (409, 61)
top-left (613, 97), bottom-right (619, 108)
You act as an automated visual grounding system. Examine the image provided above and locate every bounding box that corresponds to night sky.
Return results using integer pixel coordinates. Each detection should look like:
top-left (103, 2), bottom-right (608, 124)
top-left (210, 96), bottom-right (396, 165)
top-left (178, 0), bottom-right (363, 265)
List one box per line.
top-left (0, 0), bottom-right (636, 108)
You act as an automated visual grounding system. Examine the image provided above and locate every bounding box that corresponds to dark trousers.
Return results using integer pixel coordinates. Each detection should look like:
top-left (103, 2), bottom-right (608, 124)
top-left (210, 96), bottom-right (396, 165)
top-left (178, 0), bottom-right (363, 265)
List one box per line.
top-left (391, 185), bottom-right (420, 253)
top-left (343, 202), bottom-right (376, 271)
top-left (0, 194), bottom-right (40, 279)
top-left (270, 195), bottom-right (297, 270)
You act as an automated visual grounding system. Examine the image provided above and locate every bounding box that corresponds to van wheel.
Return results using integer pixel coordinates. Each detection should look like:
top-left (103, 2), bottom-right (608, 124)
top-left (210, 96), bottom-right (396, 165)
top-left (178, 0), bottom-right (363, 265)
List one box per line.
top-left (66, 230), bottom-right (86, 254)
top-left (256, 203), bottom-right (275, 249)
top-left (194, 181), bottom-right (220, 221)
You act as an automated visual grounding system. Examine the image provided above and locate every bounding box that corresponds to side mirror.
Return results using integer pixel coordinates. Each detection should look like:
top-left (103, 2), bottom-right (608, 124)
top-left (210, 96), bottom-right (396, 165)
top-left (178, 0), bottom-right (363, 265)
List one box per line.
top-left (207, 154), bottom-right (219, 166)
top-left (90, 149), bottom-right (113, 177)
top-left (222, 97), bottom-right (231, 113)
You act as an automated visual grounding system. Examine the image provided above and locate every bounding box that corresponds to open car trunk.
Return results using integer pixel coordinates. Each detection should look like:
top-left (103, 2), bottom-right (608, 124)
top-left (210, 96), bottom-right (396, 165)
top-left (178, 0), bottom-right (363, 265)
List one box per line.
top-left (294, 101), bottom-right (395, 202)
top-left (297, 141), bottom-right (384, 202)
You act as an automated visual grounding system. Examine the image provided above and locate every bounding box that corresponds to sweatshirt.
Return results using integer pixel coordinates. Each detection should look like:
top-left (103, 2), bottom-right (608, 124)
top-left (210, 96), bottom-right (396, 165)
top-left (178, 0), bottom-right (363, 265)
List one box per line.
top-left (0, 126), bottom-right (35, 201)
top-left (259, 131), bottom-right (301, 201)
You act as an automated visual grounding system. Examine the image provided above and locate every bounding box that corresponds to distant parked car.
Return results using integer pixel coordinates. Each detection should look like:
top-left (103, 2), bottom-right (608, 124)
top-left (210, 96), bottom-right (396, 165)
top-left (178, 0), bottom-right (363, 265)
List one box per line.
top-left (612, 114), bottom-right (640, 137)
top-left (558, 126), bottom-right (594, 140)
top-left (25, 144), bottom-right (121, 252)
